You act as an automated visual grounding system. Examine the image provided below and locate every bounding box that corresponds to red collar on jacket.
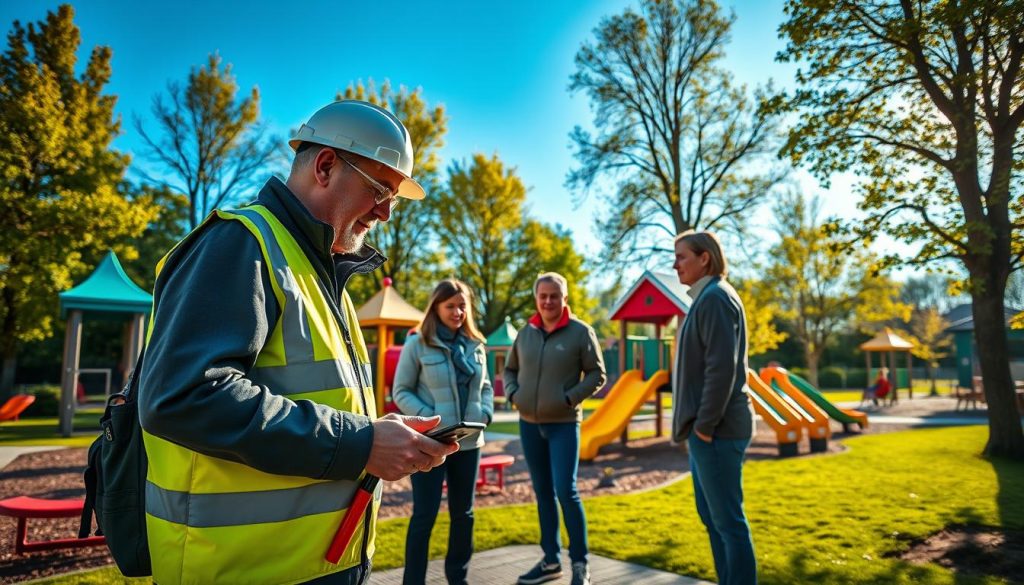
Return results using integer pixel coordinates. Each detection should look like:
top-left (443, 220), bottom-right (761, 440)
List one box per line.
top-left (528, 306), bottom-right (571, 333)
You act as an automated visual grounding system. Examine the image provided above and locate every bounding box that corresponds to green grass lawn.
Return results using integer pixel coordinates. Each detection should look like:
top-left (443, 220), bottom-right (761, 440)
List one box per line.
top-left (32, 425), bottom-right (1024, 585)
top-left (0, 409), bottom-right (103, 447)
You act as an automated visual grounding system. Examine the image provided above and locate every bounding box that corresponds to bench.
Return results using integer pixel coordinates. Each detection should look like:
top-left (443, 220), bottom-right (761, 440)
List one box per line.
top-left (0, 496), bottom-right (106, 554)
top-left (477, 454), bottom-right (515, 491)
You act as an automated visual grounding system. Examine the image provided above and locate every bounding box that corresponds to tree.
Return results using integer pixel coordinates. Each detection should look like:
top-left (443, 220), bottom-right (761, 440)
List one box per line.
top-left (339, 80), bottom-right (449, 308)
top-left (902, 308), bottom-right (953, 396)
top-left (0, 5), bottom-right (157, 394)
top-left (764, 193), bottom-right (909, 385)
top-left (732, 278), bottom-right (788, 357)
top-left (778, 0), bottom-right (1024, 457)
top-left (568, 0), bottom-right (784, 267)
top-left (135, 54), bottom-right (282, 230)
top-left (437, 154), bottom-right (596, 334)
top-left (900, 273), bottom-right (965, 314)
top-left (119, 184), bottom-right (190, 292)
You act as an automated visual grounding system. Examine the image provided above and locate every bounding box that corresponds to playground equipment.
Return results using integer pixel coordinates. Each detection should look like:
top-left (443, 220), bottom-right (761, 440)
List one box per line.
top-left (860, 328), bottom-right (915, 403)
top-left (57, 251), bottom-right (150, 438)
top-left (779, 368), bottom-right (869, 431)
top-left (746, 371), bottom-right (803, 456)
top-left (759, 367), bottom-right (831, 452)
top-left (355, 277), bottom-right (424, 414)
top-left (605, 270), bottom-right (690, 439)
top-left (579, 369), bottom-right (669, 461)
top-left (486, 317), bottom-right (518, 407)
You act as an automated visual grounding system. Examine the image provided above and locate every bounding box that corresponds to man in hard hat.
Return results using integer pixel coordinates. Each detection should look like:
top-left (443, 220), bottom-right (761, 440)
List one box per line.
top-left (138, 100), bottom-right (456, 585)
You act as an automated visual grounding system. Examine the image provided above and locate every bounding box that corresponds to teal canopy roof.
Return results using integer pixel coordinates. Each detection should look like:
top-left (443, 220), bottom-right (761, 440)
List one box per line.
top-left (486, 317), bottom-right (518, 347)
top-left (59, 251), bottom-right (152, 318)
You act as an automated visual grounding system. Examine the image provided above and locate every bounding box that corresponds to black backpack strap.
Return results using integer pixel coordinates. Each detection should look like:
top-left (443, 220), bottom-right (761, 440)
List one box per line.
top-left (79, 442), bottom-right (98, 538)
top-left (79, 346), bottom-right (146, 539)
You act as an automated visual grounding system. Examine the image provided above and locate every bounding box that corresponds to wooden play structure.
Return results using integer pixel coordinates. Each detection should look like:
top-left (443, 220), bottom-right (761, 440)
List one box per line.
top-left (580, 271), bottom-right (689, 460)
top-left (860, 328), bottom-right (915, 403)
top-left (355, 277), bottom-right (424, 415)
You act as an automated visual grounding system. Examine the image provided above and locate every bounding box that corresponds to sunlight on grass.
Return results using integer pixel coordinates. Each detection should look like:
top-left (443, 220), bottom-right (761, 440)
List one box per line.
top-left (30, 426), bottom-right (1024, 585)
top-left (0, 409), bottom-right (103, 447)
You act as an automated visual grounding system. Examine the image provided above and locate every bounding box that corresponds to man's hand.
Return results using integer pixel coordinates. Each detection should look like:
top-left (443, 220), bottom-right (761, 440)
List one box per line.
top-left (365, 414), bottom-right (460, 481)
top-left (695, 430), bottom-right (713, 443)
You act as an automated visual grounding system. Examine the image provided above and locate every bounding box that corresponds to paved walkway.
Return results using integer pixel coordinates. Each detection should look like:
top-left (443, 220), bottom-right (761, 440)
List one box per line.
top-left (0, 445), bottom-right (61, 470)
top-left (369, 544), bottom-right (713, 584)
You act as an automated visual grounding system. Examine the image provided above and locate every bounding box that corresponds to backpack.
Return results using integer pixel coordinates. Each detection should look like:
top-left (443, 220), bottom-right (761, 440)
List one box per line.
top-left (79, 349), bottom-right (152, 577)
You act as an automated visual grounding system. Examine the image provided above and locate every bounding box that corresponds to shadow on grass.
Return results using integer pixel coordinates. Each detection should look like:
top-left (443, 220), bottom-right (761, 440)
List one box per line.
top-left (780, 549), bottom-right (952, 585)
top-left (993, 453), bottom-right (1024, 585)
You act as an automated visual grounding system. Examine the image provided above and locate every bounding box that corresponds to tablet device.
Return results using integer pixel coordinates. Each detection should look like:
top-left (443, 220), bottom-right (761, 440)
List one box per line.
top-left (424, 421), bottom-right (486, 443)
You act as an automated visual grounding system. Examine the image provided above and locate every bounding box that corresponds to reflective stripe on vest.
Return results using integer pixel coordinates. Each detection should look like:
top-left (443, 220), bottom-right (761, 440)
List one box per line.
top-left (144, 205), bottom-right (378, 585)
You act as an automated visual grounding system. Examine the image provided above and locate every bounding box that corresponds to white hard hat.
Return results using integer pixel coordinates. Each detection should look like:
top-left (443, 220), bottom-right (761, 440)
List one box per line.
top-left (290, 100), bottom-right (425, 200)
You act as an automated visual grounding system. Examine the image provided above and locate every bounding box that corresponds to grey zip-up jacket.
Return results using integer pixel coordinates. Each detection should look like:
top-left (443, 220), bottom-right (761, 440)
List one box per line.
top-left (391, 333), bottom-right (494, 450)
top-left (139, 177), bottom-right (383, 483)
top-left (503, 313), bottom-right (606, 423)
top-left (671, 276), bottom-right (755, 442)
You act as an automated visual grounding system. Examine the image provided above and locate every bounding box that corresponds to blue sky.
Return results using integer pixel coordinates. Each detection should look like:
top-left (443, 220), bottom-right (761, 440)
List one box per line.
top-left (1, 0), bottom-right (864, 282)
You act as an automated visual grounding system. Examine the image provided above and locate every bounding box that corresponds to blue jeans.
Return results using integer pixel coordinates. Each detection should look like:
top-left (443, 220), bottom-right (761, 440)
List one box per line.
top-left (519, 420), bottom-right (588, 564)
top-left (688, 434), bottom-right (757, 585)
top-left (403, 447), bottom-right (481, 585)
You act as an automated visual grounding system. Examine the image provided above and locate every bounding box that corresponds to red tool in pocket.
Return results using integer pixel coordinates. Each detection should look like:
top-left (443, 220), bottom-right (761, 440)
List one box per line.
top-left (325, 474), bottom-right (379, 564)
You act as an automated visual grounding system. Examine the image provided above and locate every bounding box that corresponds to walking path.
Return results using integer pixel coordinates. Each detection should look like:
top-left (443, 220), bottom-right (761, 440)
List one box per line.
top-left (0, 446), bottom-right (61, 470)
top-left (369, 544), bottom-right (713, 584)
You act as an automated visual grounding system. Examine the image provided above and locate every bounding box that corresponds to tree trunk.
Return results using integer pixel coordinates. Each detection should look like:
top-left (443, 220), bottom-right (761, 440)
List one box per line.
top-left (805, 349), bottom-right (820, 387)
top-left (972, 286), bottom-right (1024, 459)
top-left (0, 305), bottom-right (17, 398)
top-left (0, 352), bottom-right (15, 399)
top-left (927, 361), bottom-right (937, 396)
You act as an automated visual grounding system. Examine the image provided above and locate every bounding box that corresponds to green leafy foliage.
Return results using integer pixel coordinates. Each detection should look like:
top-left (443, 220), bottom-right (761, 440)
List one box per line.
top-left (763, 192), bottom-right (910, 385)
top-left (0, 5), bottom-right (157, 393)
top-left (776, 0), bottom-right (1024, 456)
top-left (118, 184), bottom-right (189, 292)
top-left (898, 307), bottom-right (954, 395)
top-left (733, 277), bottom-right (787, 357)
top-left (437, 154), bottom-right (597, 333)
top-left (568, 0), bottom-right (785, 267)
top-left (134, 54), bottom-right (283, 230)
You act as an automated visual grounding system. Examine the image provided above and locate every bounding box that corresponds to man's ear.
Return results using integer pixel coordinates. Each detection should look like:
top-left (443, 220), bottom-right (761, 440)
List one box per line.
top-left (313, 148), bottom-right (335, 187)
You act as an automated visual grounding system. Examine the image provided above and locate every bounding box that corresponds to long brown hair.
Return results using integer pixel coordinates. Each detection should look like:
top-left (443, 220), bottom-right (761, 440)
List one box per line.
top-left (418, 279), bottom-right (486, 345)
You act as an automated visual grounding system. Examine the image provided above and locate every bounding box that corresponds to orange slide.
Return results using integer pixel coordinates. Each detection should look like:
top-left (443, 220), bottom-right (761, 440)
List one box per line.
top-left (746, 370), bottom-right (803, 456)
top-left (579, 369), bottom-right (668, 461)
top-left (759, 367), bottom-right (831, 452)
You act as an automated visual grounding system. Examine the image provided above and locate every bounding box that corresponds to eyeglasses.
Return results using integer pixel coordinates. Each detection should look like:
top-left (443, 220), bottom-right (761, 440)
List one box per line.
top-left (335, 152), bottom-right (400, 209)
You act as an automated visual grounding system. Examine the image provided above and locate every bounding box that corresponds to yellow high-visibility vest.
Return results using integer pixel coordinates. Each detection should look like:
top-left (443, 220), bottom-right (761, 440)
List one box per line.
top-left (143, 205), bottom-right (378, 585)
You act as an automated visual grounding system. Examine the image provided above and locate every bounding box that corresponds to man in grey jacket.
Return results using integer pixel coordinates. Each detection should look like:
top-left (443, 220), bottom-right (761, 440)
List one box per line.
top-left (504, 272), bottom-right (606, 585)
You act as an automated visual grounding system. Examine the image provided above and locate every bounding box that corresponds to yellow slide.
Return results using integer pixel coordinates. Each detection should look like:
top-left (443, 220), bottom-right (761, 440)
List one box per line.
top-left (579, 369), bottom-right (668, 461)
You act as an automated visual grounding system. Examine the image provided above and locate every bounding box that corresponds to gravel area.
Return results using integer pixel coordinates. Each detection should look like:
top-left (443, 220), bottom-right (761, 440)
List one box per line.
top-left (0, 396), bottom-right (985, 583)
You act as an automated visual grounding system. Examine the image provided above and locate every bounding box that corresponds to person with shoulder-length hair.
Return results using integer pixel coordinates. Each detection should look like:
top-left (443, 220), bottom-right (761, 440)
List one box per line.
top-left (392, 279), bottom-right (494, 585)
top-left (671, 231), bottom-right (757, 585)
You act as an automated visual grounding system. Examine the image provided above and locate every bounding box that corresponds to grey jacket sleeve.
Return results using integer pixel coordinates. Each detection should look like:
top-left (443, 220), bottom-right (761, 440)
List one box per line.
top-left (391, 340), bottom-right (432, 417)
top-left (694, 292), bottom-right (741, 437)
top-left (138, 221), bottom-right (374, 481)
top-left (566, 325), bottom-right (607, 406)
top-left (502, 337), bottom-right (521, 403)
